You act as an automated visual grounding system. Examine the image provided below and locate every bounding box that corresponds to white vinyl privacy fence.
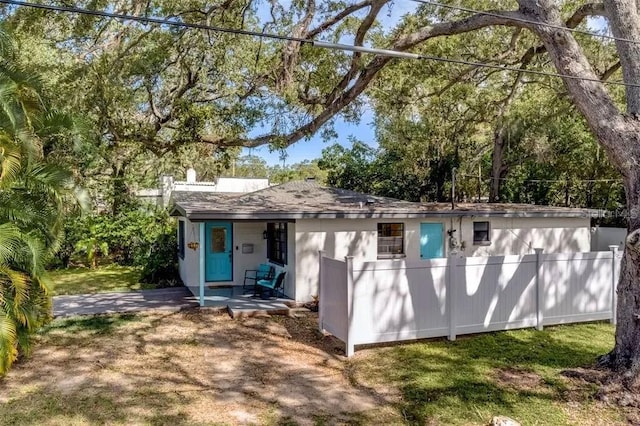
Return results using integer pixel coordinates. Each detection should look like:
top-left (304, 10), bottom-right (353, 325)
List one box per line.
top-left (318, 247), bottom-right (621, 356)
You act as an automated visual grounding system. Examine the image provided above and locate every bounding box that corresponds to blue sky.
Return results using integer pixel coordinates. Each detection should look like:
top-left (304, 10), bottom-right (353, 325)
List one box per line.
top-left (243, 1), bottom-right (417, 166)
top-left (244, 110), bottom-right (377, 165)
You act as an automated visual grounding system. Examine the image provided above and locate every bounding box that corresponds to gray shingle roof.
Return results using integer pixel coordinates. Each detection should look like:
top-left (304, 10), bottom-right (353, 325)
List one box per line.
top-left (170, 180), bottom-right (596, 220)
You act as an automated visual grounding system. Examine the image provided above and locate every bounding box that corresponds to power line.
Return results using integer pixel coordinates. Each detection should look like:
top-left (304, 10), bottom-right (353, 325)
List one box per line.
top-left (410, 0), bottom-right (635, 46)
top-left (0, 0), bottom-right (637, 88)
top-left (458, 173), bottom-right (622, 184)
top-left (0, 0), bottom-right (309, 43)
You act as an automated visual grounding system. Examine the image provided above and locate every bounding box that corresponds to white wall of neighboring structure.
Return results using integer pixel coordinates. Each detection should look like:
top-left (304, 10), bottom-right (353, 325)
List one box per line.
top-left (215, 177), bottom-right (270, 193)
top-left (160, 173), bottom-right (270, 207)
top-left (294, 216), bottom-right (591, 303)
top-left (172, 178), bottom-right (270, 193)
top-left (134, 188), bottom-right (163, 207)
top-left (591, 227), bottom-right (626, 251)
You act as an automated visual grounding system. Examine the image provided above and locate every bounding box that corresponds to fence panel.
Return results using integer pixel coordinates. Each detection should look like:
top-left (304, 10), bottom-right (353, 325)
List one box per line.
top-left (349, 259), bottom-right (449, 346)
top-left (541, 252), bottom-right (613, 325)
top-left (319, 257), bottom-right (348, 341)
top-left (454, 255), bottom-right (538, 334)
top-left (320, 251), bottom-right (617, 357)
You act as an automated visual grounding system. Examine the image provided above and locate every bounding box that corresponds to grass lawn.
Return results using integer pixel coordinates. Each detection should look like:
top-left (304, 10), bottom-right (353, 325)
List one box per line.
top-left (48, 265), bottom-right (151, 295)
top-left (352, 322), bottom-right (627, 425)
top-left (0, 312), bottom-right (632, 425)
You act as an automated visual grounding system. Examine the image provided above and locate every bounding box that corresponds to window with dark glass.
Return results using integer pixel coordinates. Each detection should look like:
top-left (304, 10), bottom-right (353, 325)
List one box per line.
top-left (267, 222), bottom-right (287, 265)
top-left (377, 223), bottom-right (405, 256)
top-left (211, 227), bottom-right (227, 253)
top-left (473, 221), bottom-right (491, 245)
top-left (178, 220), bottom-right (185, 259)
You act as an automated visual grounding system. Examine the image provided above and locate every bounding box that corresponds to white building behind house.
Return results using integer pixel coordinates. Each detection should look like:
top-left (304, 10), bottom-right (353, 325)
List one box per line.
top-left (135, 168), bottom-right (270, 207)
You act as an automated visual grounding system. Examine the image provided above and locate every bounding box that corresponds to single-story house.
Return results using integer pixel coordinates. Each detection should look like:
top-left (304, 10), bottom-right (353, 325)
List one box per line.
top-left (170, 180), bottom-right (594, 304)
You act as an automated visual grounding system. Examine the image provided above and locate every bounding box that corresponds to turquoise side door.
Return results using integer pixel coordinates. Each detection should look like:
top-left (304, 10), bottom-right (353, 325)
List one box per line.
top-left (205, 222), bottom-right (233, 281)
top-left (420, 223), bottom-right (444, 259)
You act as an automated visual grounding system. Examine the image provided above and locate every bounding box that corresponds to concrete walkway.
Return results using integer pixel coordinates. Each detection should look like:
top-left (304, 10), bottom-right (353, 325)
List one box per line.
top-left (53, 287), bottom-right (199, 317)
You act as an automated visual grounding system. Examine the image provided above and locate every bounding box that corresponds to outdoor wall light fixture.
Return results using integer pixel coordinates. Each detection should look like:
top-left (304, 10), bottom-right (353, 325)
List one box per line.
top-left (262, 230), bottom-right (268, 239)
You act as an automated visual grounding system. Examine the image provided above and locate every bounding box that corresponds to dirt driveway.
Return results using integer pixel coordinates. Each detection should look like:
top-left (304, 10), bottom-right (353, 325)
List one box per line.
top-left (0, 310), bottom-right (397, 425)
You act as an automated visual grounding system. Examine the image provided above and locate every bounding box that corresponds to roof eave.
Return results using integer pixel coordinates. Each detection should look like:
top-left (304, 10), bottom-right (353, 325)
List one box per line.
top-left (169, 204), bottom-right (187, 217)
top-left (176, 209), bottom-right (593, 221)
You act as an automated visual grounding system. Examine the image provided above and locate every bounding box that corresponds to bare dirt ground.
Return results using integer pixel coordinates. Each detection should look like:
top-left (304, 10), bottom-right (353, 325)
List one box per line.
top-left (2, 310), bottom-right (633, 425)
top-left (0, 310), bottom-right (398, 425)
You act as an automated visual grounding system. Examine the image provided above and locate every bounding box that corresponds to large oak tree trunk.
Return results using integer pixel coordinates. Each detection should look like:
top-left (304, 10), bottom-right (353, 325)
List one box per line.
top-left (609, 169), bottom-right (640, 372)
top-left (599, 1), bottom-right (640, 372)
top-left (519, 0), bottom-right (640, 373)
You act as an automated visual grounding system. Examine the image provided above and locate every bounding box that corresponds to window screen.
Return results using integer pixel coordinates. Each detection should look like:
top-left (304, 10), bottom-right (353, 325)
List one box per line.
top-left (267, 222), bottom-right (287, 265)
top-left (378, 223), bottom-right (405, 256)
top-left (473, 221), bottom-right (491, 245)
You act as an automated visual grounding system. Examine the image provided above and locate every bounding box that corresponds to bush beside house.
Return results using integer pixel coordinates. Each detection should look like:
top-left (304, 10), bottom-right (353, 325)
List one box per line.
top-left (52, 203), bottom-right (182, 287)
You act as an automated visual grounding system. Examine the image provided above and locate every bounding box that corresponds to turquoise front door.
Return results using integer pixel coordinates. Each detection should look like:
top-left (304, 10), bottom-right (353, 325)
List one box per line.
top-left (420, 223), bottom-right (444, 259)
top-left (205, 222), bottom-right (233, 281)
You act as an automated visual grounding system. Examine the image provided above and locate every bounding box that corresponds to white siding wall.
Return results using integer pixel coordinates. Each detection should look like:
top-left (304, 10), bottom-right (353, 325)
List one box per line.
top-left (295, 216), bottom-right (591, 303)
top-left (295, 218), bottom-right (389, 303)
top-left (178, 218), bottom-right (201, 293)
top-left (464, 217), bottom-right (591, 256)
top-left (230, 222), bottom-right (268, 287)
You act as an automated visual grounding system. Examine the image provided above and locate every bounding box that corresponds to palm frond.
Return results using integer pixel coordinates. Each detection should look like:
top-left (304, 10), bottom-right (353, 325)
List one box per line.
top-left (0, 136), bottom-right (21, 184)
top-left (0, 222), bottom-right (22, 264)
top-left (0, 312), bottom-right (18, 375)
top-left (0, 265), bottom-right (29, 317)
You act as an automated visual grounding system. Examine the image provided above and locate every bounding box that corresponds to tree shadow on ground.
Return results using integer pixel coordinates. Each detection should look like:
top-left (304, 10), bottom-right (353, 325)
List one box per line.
top-left (1, 309), bottom-right (399, 425)
top-left (49, 265), bottom-right (143, 295)
top-left (349, 322), bottom-right (619, 425)
top-left (41, 313), bottom-right (140, 335)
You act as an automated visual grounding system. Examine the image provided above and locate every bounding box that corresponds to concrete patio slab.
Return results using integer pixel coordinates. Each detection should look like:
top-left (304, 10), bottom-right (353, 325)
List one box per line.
top-left (226, 297), bottom-right (292, 318)
top-left (53, 287), bottom-right (199, 317)
top-left (187, 285), bottom-right (296, 317)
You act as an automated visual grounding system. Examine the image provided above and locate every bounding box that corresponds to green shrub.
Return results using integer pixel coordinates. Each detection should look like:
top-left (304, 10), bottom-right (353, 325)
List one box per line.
top-left (54, 203), bottom-right (182, 286)
top-left (140, 233), bottom-right (182, 286)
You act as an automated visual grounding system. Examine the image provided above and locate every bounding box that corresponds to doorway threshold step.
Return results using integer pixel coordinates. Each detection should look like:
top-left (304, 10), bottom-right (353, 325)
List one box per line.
top-left (227, 298), bottom-right (292, 319)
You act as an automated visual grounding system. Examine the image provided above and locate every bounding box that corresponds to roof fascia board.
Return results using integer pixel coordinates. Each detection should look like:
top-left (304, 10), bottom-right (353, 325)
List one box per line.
top-left (179, 210), bottom-right (592, 221)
